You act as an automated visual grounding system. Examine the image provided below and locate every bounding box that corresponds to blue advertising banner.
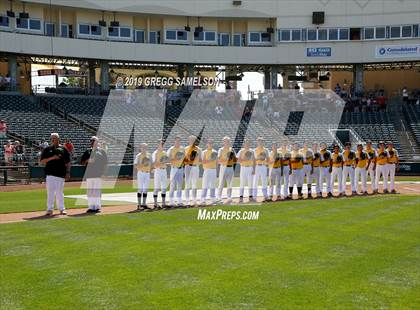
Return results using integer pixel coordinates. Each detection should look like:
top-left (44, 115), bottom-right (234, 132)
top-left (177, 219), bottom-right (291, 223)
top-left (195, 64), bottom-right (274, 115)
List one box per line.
top-left (307, 47), bottom-right (332, 57)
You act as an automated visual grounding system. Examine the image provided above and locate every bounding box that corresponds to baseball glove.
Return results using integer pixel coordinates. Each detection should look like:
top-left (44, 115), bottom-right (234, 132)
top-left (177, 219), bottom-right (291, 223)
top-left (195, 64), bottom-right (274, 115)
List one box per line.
top-left (360, 152), bottom-right (367, 160)
top-left (314, 152), bottom-right (320, 159)
top-left (368, 151), bottom-right (375, 159)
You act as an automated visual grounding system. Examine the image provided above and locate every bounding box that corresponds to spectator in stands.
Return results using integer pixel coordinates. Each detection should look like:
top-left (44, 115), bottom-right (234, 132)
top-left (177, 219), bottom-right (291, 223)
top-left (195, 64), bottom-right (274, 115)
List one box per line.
top-left (0, 120), bottom-right (6, 138)
top-left (335, 83), bottom-right (341, 95)
top-left (377, 93), bottom-right (387, 111)
top-left (64, 139), bottom-right (74, 156)
top-left (3, 141), bottom-right (14, 166)
top-left (3, 74), bottom-right (11, 90)
top-left (14, 141), bottom-right (25, 165)
top-left (402, 87), bottom-right (409, 102)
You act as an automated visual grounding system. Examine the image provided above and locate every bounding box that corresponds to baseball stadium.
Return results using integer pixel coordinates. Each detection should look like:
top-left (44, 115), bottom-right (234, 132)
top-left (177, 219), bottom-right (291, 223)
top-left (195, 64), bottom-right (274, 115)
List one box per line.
top-left (0, 0), bottom-right (419, 309)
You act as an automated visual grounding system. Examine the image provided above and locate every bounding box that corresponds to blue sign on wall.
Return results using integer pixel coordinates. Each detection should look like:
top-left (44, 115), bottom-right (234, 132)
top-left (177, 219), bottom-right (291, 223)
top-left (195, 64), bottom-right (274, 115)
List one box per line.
top-left (307, 47), bottom-right (332, 57)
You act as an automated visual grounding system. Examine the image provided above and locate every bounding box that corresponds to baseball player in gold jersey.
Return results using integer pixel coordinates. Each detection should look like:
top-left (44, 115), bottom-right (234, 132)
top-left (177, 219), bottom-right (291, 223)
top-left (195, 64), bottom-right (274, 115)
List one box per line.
top-left (237, 139), bottom-right (255, 203)
top-left (342, 142), bottom-right (357, 196)
top-left (217, 136), bottom-right (236, 204)
top-left (167, 136), bottom-right (185, 207)
top-left (375, 141), bottom-right (389, 193)
top-left (301, 142), bottom-right (314, 198)
top-left (354, 143), bottom-right (369, 195)
top-left (331, 144), bottom-right (344, 197)
top-left (289, 143), bottom-right (304, 199)
top-left (279, 143), bottom-right (291, 199)
top-left (310, 143), bottom-right (322, 198)
top-left (152, 139), bottom-right (168, 209)
top-left (253, 137), bottom-right (270, 202)
top-left (134, 143), bottom-right (152, 211)
top-left (184, 135), bottom-right (202, 206)
top-left (200, 138), bottom-right (218, 205)
top-left (365, 140), bottom-right (378, 193)
top-left (268, 142), bottom-right (282, 201)
top-left (319, 142), bottom-right (333, 198)
top-left (386, 141), bottom-right (399, 193)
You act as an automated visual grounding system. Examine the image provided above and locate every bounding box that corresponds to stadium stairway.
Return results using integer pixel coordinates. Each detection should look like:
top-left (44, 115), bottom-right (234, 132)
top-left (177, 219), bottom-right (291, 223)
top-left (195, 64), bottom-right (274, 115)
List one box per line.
top-left (388, 99), bottom-right (420, 161)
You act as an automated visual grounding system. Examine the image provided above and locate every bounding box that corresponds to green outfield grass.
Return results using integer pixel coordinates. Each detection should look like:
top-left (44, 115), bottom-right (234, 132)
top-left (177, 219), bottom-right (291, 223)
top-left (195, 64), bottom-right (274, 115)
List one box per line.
top-left (1, 195), bottom-right (419, 309)
top-left (0, 176), bottom-right (419, 214)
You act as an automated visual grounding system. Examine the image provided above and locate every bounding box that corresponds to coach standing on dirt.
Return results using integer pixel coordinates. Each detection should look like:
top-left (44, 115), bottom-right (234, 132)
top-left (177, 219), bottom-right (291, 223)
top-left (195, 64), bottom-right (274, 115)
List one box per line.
top-left (40, 133), bottom-right (71, 216)
top-left (81, 136), bottom-right (108, 213)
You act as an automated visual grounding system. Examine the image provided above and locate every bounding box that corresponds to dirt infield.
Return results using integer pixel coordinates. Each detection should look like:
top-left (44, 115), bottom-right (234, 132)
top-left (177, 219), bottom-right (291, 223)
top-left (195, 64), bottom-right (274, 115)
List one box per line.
top-left (1, 183), bottom-right (418, 224)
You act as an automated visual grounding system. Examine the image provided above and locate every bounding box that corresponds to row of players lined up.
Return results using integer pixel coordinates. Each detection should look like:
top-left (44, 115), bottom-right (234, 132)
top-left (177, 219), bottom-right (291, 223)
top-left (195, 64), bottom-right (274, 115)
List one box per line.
top-left (133, 136), bottom-right (399, 211)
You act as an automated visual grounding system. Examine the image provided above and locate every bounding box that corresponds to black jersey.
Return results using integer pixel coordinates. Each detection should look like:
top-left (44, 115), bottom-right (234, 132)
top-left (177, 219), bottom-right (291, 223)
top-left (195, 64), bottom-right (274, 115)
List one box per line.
top-left (40, 145), bottom-right (71, 178)
top-left (81, 147), bottom-right (108, 178)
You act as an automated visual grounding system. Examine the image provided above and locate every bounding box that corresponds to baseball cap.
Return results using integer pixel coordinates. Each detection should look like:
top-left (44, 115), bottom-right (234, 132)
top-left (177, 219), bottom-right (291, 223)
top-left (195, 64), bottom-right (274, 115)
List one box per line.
top-left (90, 136), bottom-right (98, 141)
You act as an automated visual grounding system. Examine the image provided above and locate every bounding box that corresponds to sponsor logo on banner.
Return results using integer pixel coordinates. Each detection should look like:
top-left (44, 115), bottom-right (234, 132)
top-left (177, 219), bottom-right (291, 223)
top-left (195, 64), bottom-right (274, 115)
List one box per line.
top-left (375, 44), bottom-right (420, 58)
top-left (307, 47), bottom-right (332, 57)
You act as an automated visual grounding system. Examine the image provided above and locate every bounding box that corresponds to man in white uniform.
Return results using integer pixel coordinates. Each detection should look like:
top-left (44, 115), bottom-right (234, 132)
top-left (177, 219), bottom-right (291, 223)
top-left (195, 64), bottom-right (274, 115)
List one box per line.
top-left (386, 141), bottom-right (399, 194)
top-left (184, 135), bottom-right (201, 206)
top-left (289, 143), bottom-right (304, 199)
top-left (330, 144), bottom-right (344, 197)
top-left (167, 136), bottom-right (184, 207)
top-left (217, 136), bottom-right (236, 204)
top-left (319, 142), bottom-right (333, 198)
top-left (200, 138), bottom-right (218, 205)
top-left (152, 139), bottom-right (168, 209)
top-left (253, 137), bottom-right (269, 202)
top-left (354, 143), bottom-right (369, 195)
top-left (375, 141), bottom-right (389, 193)
top-left (310, 143), bottom-right (322, 198)
top-left (237, 139), bottom-right (255, 203)
top-left (81, 136), bottom-right (108, 213)
top-left (365, 140), bottom-right (377, 194)
top-left (133, 143), bottom-right (152, 211)
top-left (301, 142), bottom-right (314, 198)
top-left (279, 143), bottom-right (291, 199)
top-left (342, 142), bottom-right (357, 196)
top-left (268, 142), bottom-right (282, 201)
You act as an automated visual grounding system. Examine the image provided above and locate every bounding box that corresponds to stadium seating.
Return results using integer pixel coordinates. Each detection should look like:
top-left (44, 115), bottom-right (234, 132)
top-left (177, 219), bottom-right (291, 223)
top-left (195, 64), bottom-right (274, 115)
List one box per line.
top-left (2, 93), bottom-right (419, 164)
